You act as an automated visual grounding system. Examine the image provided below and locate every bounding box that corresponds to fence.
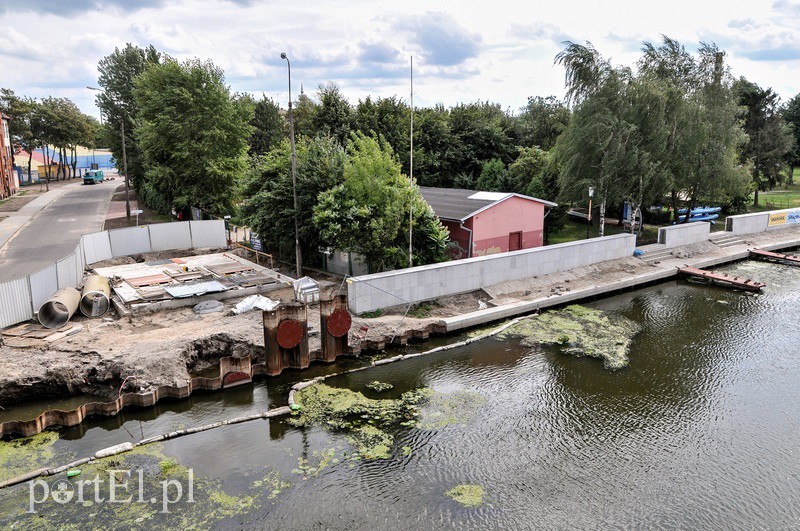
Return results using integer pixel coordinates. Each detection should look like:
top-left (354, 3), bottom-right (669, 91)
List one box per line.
top-left (347, 234), bottom-right (637, 314)
top-left (0, 220), bottom-right (226, 329)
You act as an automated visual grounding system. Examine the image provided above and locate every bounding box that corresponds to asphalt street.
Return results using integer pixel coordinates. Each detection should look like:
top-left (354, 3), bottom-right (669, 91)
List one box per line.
top-left (0, 180), bottom-right (117, 279)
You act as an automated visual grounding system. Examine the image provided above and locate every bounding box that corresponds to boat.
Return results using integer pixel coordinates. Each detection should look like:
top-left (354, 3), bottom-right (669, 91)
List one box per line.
top-left (677, 206), bottom-right (722, 215)
top-left (675, 212), bottom-right (719, 223)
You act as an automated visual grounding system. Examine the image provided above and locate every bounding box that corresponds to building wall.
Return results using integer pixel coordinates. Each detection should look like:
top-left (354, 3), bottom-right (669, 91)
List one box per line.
top-left (442, 220), bottom-right (471, 259)
top-left (0, 116), bottom-right (15, 199)
top-left (470, 196), bottom-right (545, 256)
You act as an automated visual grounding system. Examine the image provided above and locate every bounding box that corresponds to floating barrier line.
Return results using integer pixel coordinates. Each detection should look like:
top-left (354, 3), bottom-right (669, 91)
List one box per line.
top-left (0, 313), bottom-right (536, 491)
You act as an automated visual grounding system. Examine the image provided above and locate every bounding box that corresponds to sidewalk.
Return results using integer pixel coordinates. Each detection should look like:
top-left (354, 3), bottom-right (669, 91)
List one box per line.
top-left (0, 185), bottom-right (79, 251)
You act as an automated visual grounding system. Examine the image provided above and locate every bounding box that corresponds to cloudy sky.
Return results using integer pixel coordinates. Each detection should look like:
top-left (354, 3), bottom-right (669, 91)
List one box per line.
top-left (2, 0), bottom-right (800, 118)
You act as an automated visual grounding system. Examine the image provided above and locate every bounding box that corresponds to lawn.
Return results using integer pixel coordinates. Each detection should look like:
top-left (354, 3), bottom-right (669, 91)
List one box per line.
top-left (548, 219), bottom-right (658, 245)
top-left (752, 175), bottom-right (800, 211)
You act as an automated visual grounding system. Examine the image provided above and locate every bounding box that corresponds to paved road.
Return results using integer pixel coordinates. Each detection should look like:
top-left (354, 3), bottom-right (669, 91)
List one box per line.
top-left (0, 180), bottom-right (117, 279)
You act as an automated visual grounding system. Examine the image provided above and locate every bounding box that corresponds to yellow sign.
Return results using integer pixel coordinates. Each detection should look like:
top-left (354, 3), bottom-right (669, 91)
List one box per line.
top-left (768, 212), bottom-right (787, 227)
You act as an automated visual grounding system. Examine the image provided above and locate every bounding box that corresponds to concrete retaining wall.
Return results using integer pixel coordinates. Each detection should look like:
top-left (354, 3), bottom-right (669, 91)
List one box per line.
top-left (657, 222), bottom-right (710, 248)
top-left (726, 208), bottom-right (800, 235)
top-left (347, 233), bottom-right (636, 314)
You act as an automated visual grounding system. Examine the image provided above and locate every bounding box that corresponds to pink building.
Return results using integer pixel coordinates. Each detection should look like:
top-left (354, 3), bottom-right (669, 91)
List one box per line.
top-left (419, 187), bottom-right (557, 258)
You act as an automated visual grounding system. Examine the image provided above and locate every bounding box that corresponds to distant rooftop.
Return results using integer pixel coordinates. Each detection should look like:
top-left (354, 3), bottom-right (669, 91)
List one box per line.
top-left (418, 186), bottom-right (557, 222)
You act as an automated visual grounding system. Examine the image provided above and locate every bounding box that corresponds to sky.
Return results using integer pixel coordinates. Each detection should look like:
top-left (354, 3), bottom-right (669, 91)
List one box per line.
top-left (1, 0), bottom-right (800, 118)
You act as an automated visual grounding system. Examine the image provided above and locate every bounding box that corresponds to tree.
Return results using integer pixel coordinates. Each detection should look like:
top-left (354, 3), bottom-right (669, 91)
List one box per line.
top-left (241, 136), bottom-right (346, 265)
top-left (312, 82), bottom-right (353, 145)
top-left (475, 158), bottom-right (509, 191)
top-left (734, 78), bottom-right (795, 205)
top-left (291, 90), bottom-right (317, 138)
top-left (516, 96), bottom-right (571, 150)
top-left (448, 101), bottom-right (516, 184)
top-left (509, 146), bottom-right (550, 195)
top-left (353, 95), bottom-right (411, 172)
top-left (133, 58), bottom-right (254, 214)
top-left (96, 43), bottom-right (162, 187)
top-left (248, 95), bottom-right (285, 155)
top-left (313, 133), bottom-right (448, 272)
top-left (783, 94), bottom-right (800, 185)
top-left (0, 89), bottom-right (37, 180)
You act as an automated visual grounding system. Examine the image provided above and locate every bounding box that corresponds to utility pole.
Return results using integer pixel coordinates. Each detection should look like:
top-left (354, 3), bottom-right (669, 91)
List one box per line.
top-left (281, 53), bottom-right (303, 278)
top-left (408, 55), bottom-right (414, 268)
top-left (121, 118), bottom-right (130, 220)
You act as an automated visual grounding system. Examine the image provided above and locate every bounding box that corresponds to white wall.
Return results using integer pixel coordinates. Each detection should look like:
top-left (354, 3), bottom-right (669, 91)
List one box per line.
top-left (657, 222), bottom-right (710, 248)
top-left (347, 234), bottom-right (636, 314)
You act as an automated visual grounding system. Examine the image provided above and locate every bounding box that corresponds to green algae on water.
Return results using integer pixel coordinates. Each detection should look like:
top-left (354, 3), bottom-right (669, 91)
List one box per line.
top-left (366, 381), bottom-right (393, 392)
top-left (417, 390), bottom-right (487, 430)
top-left (290, 383), bottom-right (432, 459)
top-left (446, 484), bottom-right (485, 508)
top-left (0, 430), bottom-right (59, 483)
top-left (502, 305), bottom-right (639, 370)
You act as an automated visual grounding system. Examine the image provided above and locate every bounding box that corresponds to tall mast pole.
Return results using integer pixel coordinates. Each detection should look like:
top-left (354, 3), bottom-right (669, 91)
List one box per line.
top-left (408, 55), bottom-right (414, 268)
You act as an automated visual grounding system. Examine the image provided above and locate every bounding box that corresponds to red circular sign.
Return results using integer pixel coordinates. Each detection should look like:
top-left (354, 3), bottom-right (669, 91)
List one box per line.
top-left (326, 309), bottom-right (352, 338)
top-left (277, 319), bottom-right (303, 349)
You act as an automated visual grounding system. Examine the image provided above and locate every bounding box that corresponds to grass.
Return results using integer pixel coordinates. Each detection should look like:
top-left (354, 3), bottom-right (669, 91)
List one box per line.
top-left (751, 176), bottom-right (800, 212)
top-left (548, 219), bottom-right (658, 245)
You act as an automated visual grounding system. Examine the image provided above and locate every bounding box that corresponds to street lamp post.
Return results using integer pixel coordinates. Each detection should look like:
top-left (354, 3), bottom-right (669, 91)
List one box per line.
top-left (586, 186), bottom-right (595, 239)
top-left (281, 52), bottom-right (303, 279)
top-left (87, 86), bottom-right (130, 220)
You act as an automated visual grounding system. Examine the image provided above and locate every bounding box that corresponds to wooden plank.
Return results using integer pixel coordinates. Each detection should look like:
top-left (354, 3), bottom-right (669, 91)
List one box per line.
top-left (750, 249), bottom-right (800, 266)
top-left (679, 266), bottom-right (765, 292)
top-left (126, 273), bottom-right (172, 287)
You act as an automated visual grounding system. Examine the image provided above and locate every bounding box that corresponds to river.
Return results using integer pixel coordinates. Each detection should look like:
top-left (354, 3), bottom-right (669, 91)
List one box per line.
top-left (1, 257), bottom-right (799, 529)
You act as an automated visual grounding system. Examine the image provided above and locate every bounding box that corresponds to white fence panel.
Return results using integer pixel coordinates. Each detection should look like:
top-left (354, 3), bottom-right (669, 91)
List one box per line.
top-left (149, 222), bottom-right (192, 252)
top-left (30, 264), bottom-right (58, 312)
top-left (190, 220), bottom-right (226, 249)
top-left (0, 277), bottom-right (33, 329)
top-left (109, 226), bottom-right (152, 257)
top-left (56, 250), bottom-right (82, 289)
top-left (82, 231), bottom-right (112, 264)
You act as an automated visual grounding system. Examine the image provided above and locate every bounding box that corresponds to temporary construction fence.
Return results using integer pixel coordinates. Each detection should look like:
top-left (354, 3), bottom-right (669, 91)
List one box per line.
top-left (0, 220), bottom-right (227, 329)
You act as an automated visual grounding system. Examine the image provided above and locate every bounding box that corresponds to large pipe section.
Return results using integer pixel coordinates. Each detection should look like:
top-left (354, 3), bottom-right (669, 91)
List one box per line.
top-left (38, 287), bottom-right (81, 329)
top-left (80, 275), bottom-right (111, 317)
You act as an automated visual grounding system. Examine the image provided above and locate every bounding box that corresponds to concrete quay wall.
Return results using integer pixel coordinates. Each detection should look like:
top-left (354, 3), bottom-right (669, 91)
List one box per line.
top-left (658, 222), bottom-right (710, 248)
top-left (347, 234), bottom-right (636, 314)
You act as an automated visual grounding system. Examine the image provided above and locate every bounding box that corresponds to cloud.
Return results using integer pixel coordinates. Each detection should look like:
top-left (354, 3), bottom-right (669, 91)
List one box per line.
top-left (772, 0), bottom-right (800, 16)
top-left (509, 22), bottom-right (572, 45)
top-left (358, 42), bottom-right (402, 65)
top-left (0, 0), bottom-right (167, 17)
top-left (395, 12), bottom-right (482, 66)
top-left (702, 17), bottom-right (800, 63)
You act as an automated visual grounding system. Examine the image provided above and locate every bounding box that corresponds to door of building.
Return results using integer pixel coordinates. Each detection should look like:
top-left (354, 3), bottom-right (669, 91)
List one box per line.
top-left (509, 231), bottom-right (522, 251)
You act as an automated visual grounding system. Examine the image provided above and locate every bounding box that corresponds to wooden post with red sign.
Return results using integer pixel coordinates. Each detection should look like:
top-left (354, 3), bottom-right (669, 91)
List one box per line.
top-left (263, 303), bottom-right (309, 376)
top-left (319, 295), bottom-right (351, 362)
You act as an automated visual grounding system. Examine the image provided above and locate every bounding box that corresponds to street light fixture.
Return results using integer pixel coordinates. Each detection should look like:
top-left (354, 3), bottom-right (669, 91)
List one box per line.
top-left (87, 86), bottom-right (130, 221)
top-left (586, 186), bottom-right (595, 239)
top-left (281, 52), bottom-right (303, 279)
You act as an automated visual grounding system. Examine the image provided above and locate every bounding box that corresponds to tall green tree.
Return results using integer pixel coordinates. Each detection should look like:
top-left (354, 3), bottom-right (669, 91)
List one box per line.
top-left (96, 43), bottom-right (162, 186)
top-left (248, 95), bottom-right (285, 155)
top-left (133, 58), bottom-right (254, 214)
top-left (0, 89), bottom-right (37, 178)
top-left (241, 136), bottom-right (346, 265)
top-left (313, 133), bottom-right (448, 272)
top-left (313, 82), bottom-right (353, 145)
top-left (734, 78), bottom-right (795, 205)
top-left (783, 93), bottom-right (800, 185)
top-left (353, 95), bottom-right (411, 172)
top-left (516, 96), bottom-right (571, 150)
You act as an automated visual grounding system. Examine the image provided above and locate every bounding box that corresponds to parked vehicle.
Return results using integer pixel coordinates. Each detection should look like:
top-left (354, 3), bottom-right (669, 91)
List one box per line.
top-left (83, 170), bottom-right (104, 185)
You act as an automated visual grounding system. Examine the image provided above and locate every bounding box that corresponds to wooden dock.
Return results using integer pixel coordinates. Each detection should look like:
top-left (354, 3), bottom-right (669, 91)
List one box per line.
top-left (749, 249), bottom-right (800, 266)
top-left (678, 266), bottom-right (765, 292)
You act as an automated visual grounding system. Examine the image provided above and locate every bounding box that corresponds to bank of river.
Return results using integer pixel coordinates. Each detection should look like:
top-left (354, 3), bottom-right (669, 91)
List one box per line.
top-left (1, 258), bottom-right (799, 528)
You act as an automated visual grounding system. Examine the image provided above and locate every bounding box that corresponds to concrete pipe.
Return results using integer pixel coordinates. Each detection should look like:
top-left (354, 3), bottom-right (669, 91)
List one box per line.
top-left (80, 275), bottom-right (111, 318)
top-left (38, 287), bottom-right (81, 329)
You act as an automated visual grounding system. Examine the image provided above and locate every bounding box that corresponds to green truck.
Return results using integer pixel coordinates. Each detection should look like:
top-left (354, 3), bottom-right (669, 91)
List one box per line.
top-left (83, 170), bottom-right (105, 185)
